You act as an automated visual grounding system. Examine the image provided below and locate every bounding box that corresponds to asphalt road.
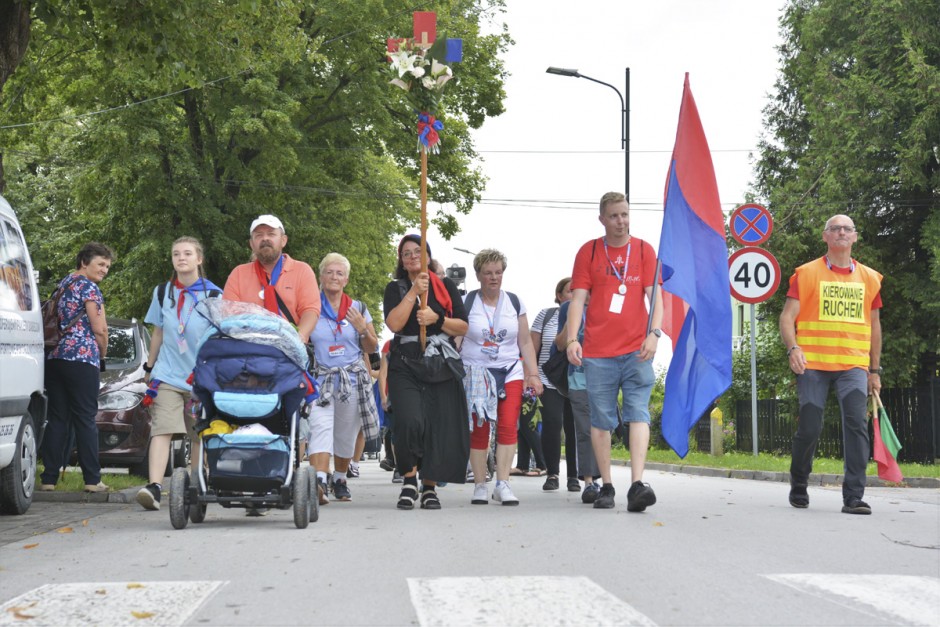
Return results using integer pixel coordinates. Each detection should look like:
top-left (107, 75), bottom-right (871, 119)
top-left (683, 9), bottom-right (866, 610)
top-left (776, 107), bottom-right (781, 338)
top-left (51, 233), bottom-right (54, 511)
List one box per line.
top-left (1, 460), bottom-right (937, 626)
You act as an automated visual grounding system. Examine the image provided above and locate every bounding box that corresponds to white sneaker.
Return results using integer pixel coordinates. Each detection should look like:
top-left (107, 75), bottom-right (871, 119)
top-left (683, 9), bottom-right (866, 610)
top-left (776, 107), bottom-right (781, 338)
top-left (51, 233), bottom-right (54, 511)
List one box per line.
top-left (471, 483), bottom-right (488, 505)
top-left (492, 481), bottom-right (519, 506)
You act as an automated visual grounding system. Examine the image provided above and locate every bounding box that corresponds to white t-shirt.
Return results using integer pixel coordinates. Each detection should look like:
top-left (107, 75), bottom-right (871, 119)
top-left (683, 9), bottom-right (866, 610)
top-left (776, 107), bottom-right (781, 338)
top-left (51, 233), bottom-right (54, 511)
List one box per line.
top-left (461, 290), bottom-right (526, 382)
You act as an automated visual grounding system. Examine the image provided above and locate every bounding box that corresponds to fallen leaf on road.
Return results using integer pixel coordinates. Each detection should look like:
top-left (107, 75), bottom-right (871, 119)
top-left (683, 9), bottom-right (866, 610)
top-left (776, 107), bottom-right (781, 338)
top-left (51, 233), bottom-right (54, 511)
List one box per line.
top-left (95, 589), bottom-right (107, 595)
top-left (653, 522), bottom-right (664, 527)
top-left (127, 583), bottom-right (145, 589)
top-left (82, 519), bottom-right (89, 527)
top-left (23, 544), bottom-right (38, 550)
top-left (7, 601), bottom-right (38, 620)
top-left (131, 611), bottom-right (155, 619)
top-left (56, 527), bottom-right (73, 534)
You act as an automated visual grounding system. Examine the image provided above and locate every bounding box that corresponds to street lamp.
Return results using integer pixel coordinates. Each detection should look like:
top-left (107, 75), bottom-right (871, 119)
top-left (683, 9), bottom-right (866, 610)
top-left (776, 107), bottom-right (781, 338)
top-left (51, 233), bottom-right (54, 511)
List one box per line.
top-left (546, 66), bottom-right (630, 201)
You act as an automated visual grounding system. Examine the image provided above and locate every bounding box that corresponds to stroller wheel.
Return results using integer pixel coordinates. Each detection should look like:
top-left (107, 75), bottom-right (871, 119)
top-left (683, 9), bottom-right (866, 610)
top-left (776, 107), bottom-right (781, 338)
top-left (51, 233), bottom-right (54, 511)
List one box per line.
top-left (189, 468), bottom-right (207, 524)
top-left (293, 466), bottom-right (312, 529)
top-left (169, 468), bottom-right (190, 530)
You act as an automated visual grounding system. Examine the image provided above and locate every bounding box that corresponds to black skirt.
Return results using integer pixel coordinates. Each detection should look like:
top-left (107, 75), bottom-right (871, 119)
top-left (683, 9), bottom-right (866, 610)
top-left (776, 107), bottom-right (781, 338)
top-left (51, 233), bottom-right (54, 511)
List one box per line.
top-left (387, 342), bottom-right (469, 484)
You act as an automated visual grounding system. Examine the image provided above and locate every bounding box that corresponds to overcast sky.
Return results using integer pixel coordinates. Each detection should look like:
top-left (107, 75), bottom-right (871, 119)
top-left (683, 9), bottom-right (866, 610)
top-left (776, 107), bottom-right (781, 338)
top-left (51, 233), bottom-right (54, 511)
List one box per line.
top-left (402, 0), bottom-right (787, 367)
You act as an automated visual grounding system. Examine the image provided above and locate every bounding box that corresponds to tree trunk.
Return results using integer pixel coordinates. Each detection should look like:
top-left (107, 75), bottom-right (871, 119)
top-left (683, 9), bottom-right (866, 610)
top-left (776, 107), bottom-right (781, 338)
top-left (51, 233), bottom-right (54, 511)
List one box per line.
top-left (0, 0), bottom-right (33, 193)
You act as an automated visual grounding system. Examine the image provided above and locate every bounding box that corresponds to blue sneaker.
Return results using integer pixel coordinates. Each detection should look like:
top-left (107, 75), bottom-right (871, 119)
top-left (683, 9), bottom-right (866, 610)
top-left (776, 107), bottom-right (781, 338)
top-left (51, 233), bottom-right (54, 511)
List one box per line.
top-left (581, 481), bottom-right (600, 504)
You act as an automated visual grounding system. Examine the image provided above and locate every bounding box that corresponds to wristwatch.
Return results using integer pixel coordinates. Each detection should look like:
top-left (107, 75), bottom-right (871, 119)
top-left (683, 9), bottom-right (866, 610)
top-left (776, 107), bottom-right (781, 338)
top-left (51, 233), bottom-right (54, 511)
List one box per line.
top-left (869, 367), bottom-right (883, 375)
top-left (650, 328), bottom-right (662, 338)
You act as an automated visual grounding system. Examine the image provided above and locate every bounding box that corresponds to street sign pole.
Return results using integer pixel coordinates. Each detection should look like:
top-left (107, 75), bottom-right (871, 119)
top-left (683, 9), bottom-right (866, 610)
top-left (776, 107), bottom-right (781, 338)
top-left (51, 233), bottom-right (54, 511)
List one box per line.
top-left (750, 303), bottom-right (758, 456)
top-left (728, 204), bottom-right (778, 459)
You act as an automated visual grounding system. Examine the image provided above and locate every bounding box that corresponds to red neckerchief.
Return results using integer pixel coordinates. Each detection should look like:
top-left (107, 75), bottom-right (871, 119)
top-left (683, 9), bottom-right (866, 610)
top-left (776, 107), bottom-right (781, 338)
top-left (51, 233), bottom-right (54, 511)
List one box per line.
top-left (172, 279), bottom-right (193, 322)
top-left (253, 258), bottom-right (281, 315)
top-left (428, 273), bottom-right (452, 316)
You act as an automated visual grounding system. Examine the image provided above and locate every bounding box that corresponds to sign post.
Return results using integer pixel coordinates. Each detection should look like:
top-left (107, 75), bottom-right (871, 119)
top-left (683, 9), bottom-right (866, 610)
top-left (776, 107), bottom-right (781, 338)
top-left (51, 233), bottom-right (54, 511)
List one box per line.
top-left (729, 205), bottom-right (779, 456)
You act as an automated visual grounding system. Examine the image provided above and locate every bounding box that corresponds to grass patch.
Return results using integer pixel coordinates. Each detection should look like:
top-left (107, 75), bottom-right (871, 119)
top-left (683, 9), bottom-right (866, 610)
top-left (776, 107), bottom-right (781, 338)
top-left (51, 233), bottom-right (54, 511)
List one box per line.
top-left (611, 447), bottom-right (939, 479)
top-left (37, 464), bottom-right (146, 493)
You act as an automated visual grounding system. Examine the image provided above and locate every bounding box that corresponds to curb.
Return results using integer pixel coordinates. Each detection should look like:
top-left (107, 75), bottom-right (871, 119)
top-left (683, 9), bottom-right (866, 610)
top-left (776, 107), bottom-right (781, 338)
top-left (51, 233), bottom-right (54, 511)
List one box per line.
top-left (33, 485), bottom-right (141, 504)
top-left (613, 460), bottom-right (940, 489)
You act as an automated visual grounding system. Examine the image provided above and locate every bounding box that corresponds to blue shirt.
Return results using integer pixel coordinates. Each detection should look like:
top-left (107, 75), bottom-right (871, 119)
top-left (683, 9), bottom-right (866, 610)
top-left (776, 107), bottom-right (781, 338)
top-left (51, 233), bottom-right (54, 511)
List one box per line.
top-left (145, 280), bottom-right (220, 390)
top-left (558, 301), bottom-right (587, 391)
top-left (48, 274), bottom-right (103, 367)
top-left (309, 300), bottom-right (372, 384)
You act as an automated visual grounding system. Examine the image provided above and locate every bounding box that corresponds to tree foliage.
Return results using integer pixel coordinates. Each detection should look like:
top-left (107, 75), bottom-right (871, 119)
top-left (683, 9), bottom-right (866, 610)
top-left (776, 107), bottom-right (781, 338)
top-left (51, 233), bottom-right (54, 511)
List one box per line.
top-left (754, 0), bottom-right (940, 386)
top-left (0, 0), bottom-right (510, 323)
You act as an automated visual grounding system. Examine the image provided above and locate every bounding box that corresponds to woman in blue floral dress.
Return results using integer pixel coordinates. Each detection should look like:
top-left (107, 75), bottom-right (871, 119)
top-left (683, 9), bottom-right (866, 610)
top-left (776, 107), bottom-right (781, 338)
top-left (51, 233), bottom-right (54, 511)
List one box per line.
top-left (39, 242), bottom-right (114, 492)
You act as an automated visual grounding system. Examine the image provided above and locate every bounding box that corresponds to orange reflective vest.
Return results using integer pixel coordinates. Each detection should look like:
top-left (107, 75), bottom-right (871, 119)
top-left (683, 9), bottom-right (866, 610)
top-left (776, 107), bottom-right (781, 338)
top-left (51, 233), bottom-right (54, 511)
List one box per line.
top-left (793, 258), bottom-right (882, 371)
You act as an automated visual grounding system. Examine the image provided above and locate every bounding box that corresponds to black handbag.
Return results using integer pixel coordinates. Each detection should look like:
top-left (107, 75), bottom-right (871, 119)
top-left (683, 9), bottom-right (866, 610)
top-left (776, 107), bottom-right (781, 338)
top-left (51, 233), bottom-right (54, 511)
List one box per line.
top-left (542, 349), bottom-right (570, 397)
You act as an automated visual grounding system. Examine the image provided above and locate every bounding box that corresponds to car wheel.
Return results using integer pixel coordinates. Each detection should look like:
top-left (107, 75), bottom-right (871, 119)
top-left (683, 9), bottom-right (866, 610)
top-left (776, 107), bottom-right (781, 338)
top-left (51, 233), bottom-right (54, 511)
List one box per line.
top-left (0, 415), bottom-right (37, 515)
top-left (172, 437), bottom-right (192, 472)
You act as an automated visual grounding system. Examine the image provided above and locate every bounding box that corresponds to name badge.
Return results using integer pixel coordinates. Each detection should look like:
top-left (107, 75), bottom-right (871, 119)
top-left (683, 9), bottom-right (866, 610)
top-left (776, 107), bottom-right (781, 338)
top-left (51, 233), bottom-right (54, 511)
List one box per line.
top-left (328, 345), bottom-right (346, 358)
top-left (609, 293), bottom-right (625, 314)
top-left (177, 336), bottom-right (189, 354)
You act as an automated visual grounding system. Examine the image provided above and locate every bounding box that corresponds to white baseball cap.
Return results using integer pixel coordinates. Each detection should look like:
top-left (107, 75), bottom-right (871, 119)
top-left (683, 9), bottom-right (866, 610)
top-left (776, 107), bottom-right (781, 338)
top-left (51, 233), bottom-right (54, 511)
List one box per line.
top-left (250, 214), bottom-right (285, 234)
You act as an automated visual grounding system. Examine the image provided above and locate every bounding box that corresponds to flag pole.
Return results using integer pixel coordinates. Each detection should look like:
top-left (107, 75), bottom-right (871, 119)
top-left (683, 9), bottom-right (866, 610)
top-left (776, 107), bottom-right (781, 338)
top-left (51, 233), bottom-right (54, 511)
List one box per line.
top-left (646, 259), bottom-right (662, 335)
top-left (419, 148), bottom-right (428, 350)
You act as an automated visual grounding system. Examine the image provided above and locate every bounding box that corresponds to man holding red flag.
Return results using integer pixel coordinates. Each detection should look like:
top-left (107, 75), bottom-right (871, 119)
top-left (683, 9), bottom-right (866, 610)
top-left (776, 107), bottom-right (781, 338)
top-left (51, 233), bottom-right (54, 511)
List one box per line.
top-left (779, 214), bottom-right (883, 515)
top-left (223, 214), bottom-right (321, 343)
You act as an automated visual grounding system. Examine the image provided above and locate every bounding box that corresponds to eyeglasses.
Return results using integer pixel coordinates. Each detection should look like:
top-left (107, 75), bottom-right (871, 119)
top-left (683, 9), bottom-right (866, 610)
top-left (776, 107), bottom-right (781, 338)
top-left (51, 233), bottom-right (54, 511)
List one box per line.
top-left (826, 225), bottom-right (856, 233)
top-left (401, 250), bottom-right (421, 260)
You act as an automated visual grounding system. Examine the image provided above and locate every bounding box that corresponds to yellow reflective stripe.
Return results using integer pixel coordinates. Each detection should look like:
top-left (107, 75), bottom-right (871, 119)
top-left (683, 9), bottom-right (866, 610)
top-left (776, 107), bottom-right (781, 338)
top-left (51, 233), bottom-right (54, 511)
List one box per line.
top-left (797, 320), bottom-right (871, 337)
top-left (803, 351), bottom-right (869, 366)
top-left (798, 336), bottom-right (871, 350)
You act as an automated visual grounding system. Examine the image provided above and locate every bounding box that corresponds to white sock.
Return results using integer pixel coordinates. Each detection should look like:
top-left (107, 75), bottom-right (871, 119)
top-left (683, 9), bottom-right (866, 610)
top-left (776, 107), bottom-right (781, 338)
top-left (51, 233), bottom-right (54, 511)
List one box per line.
top-left (317, 471), bottom-right (327, 482)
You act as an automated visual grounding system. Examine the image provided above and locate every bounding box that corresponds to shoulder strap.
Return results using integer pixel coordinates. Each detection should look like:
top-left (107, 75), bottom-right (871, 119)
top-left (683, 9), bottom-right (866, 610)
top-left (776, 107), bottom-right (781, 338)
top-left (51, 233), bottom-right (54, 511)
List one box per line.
top-left (506, 292), bottom-right (521, 315)
top-left (274, 290), bottom-right (297, 326)
top-left (546, 306), bottom-right (558, 328)
top-left (463, 289), bottom-right (479, 312)
top-left (157, 282), bottom-right (169, 308)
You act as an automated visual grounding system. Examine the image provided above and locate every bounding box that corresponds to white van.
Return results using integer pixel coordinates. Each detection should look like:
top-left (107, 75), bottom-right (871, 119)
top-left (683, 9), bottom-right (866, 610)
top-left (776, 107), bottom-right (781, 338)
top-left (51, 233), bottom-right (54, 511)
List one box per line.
top-left (0, 194), bottom-right (46, 514)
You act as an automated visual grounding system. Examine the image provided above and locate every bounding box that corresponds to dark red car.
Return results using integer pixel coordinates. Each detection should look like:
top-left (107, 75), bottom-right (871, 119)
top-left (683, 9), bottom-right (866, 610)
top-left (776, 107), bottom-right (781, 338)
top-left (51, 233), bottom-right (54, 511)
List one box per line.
top-left (93, 318), bottom-right (189, 476)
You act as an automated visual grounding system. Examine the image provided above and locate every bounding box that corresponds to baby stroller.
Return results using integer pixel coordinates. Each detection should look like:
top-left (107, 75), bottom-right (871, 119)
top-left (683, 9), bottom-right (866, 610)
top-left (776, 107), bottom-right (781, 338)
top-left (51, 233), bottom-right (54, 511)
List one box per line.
top-left (168, 299), bottom-right (319, 529)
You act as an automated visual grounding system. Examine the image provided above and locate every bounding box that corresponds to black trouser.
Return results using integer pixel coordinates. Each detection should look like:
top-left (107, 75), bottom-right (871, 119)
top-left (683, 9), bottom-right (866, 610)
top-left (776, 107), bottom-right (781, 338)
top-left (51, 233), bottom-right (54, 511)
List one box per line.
top-left (40, 359), bottom-right (101, 485)
top-left (539, 387), bottom-right (576, 477)
top-left (791, 368), bottom-right (869, 501)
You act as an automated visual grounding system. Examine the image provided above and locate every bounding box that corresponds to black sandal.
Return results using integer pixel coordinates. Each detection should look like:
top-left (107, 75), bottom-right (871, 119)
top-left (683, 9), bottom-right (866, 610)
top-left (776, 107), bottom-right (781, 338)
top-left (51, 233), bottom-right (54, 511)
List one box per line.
top-left (397, 484), bottom-right (419, 510)
top-left (420, 487), bottom-right (441, 510)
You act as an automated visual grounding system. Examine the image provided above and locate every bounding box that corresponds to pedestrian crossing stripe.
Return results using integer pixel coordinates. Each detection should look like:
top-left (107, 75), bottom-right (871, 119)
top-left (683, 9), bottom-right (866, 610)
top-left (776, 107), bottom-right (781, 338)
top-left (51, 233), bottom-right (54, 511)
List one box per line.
top-left (765, 574), bottom-right (940, 626)
top-left (407, 576), bottom-right (657, 626)
top-left (0, 581), bottom-right (226, 627)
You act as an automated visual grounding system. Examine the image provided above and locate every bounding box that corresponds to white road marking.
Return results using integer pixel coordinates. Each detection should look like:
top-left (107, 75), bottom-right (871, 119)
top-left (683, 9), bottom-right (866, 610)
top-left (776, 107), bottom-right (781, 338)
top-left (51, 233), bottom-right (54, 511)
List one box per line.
top-left (766, 574), bottom-right (940, 626)
top-left (408, 575), bottom-right (657, 626)
top-left (0, 580), bottom-right (226, 626)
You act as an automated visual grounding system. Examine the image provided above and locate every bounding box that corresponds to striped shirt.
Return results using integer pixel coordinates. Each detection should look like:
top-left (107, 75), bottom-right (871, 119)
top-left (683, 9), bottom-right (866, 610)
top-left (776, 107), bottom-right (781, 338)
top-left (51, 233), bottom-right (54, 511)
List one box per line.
top-left (530, 307), bottom-right (560, 389)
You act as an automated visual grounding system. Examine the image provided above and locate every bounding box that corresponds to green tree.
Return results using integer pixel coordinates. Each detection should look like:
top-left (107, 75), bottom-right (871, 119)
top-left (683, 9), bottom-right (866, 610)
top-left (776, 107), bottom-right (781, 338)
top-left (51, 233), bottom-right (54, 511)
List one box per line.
top-left (754, 0), bottom-right (940, 386)
top-left (1, 1), bottom-right (510, 322)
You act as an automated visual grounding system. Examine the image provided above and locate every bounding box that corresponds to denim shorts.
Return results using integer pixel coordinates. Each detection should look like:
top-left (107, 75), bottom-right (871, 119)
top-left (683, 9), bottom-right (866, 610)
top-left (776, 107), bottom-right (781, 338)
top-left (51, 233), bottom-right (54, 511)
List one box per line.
top-left (583, 352), bottom-right (655, 431)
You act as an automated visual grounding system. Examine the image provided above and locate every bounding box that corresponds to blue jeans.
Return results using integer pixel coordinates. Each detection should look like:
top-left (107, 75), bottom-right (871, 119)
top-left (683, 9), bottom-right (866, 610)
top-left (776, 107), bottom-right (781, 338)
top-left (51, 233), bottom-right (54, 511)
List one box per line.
top-left (583, 352), bottom-right (655, 431)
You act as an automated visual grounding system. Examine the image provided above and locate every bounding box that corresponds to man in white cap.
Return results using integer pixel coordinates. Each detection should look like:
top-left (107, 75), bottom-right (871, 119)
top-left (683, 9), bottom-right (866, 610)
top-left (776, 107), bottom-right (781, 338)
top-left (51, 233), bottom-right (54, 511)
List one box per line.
top-left (223, 214), bottom-right (321, 342)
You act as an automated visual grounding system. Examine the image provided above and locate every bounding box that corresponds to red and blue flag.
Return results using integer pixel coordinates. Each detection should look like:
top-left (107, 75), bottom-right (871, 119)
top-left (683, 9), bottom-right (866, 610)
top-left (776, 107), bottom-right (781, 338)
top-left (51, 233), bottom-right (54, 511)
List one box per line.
top-left (658, 75), bottom-right (732, 457)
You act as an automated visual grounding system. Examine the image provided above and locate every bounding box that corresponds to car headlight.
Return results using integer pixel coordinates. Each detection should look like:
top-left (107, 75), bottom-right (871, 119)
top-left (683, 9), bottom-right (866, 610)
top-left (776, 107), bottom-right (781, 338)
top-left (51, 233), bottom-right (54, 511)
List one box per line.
top-left (98, 390), bottom-right (143, 411)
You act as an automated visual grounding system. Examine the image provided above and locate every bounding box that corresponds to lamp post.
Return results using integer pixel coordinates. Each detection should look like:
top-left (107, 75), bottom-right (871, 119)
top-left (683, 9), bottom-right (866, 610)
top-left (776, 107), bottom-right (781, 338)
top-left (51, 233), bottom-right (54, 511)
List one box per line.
top-left (546, 66), bottom-right (630, 201)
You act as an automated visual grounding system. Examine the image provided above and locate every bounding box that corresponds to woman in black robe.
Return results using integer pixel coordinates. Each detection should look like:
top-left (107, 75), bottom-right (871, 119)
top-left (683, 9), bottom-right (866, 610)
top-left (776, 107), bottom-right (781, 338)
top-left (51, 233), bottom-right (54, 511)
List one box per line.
top-left (383, 235), bottom-right (469, 510)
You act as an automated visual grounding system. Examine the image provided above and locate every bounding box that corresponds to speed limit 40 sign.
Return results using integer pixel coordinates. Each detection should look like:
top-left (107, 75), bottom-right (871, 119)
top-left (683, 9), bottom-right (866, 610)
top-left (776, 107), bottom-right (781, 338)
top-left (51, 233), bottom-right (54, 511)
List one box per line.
top-left (728, 247), bottom-right (780, 303)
